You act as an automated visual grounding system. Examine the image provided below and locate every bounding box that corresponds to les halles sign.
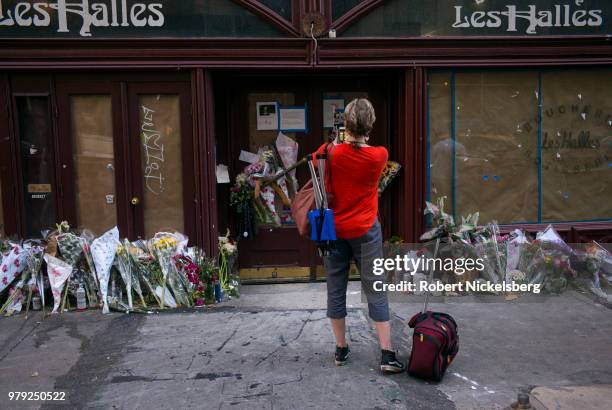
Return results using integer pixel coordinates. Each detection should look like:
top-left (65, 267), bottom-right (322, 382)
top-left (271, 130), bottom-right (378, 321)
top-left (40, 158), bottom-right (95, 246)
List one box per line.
top-left (0, 0), bottom-right (608, 38)
top-left (453, 0), bottom-right (605, 34)
top-left (0, 1), bottom-right (164, 36)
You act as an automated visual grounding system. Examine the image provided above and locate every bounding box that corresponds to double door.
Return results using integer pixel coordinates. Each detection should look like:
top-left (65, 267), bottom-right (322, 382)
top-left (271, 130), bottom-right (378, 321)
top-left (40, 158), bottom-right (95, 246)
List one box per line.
top-left (221, 74), bottom-right (393, 281)
top-left (2, 74), bottom-right (195, 240)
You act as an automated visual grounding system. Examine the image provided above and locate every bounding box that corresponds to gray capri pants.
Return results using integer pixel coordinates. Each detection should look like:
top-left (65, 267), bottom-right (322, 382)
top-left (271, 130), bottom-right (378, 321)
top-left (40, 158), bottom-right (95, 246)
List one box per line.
top-left (323, 219), bottom-right (390, 322)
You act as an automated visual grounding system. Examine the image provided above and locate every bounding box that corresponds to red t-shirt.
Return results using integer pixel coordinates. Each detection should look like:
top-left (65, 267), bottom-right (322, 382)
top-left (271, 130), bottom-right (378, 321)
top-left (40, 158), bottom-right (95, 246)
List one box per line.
top-left (315, 143), bottom-right (388, 239)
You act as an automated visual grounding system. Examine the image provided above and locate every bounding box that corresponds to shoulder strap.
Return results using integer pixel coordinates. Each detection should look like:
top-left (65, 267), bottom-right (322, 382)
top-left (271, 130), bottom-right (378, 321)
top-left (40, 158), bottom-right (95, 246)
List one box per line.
top-left (323, 143), bottom-right (333, 195)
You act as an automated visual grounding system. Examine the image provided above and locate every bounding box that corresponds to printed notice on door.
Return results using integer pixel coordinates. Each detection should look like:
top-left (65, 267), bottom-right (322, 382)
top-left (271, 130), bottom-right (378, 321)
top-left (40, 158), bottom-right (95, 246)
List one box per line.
top-left (279, 106), bottom-right (307, 132)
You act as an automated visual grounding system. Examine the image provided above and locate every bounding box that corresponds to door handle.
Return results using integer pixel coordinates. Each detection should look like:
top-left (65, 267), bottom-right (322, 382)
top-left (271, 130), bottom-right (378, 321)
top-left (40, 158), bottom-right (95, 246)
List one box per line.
top-left (131, 197), bottom-right (140, 206)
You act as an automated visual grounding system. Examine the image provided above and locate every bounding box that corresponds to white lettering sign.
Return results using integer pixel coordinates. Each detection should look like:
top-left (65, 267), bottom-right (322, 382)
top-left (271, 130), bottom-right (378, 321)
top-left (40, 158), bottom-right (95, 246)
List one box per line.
top-left (0, 0), bottom-right (165, 37)
top-left (452, 1), bottom-right (603, 34)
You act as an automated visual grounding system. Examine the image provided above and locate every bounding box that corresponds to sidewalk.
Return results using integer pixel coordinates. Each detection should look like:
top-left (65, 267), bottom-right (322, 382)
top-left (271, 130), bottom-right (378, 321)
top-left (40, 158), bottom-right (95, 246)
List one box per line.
top-left (0, 282), bottom-right (611, 409)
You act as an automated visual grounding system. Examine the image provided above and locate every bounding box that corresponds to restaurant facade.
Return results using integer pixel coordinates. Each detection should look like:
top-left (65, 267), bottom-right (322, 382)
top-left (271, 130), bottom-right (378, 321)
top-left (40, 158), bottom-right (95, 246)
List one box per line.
top-left (0, 0), bottom-right (611, 281)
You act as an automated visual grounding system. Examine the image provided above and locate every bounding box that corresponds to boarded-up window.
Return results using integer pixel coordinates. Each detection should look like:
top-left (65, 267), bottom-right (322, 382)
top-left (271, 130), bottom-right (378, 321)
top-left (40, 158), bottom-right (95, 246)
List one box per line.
top-left (455, 71), bottom-right (539, 224)
top-left (71, 95), bottom-right (117, 235)
top-left (428, 69), bottom-right (612, 225)
top-left (139, 95), bottom-right (184, 237)
top-left (541, 70), bottom-right (612, 222)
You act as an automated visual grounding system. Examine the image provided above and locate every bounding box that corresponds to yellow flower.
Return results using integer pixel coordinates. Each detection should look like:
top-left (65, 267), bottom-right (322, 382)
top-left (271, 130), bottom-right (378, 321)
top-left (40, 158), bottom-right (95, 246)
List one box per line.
top-left (153, 236), bottom-right (177, 251)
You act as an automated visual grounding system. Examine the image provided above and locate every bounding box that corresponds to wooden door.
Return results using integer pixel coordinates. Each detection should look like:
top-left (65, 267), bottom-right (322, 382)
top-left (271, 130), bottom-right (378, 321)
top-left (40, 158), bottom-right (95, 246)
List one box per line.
top-left (126, 82), bottom-right (196, 241)
top-left (225, 74), bottom-right (391, 281)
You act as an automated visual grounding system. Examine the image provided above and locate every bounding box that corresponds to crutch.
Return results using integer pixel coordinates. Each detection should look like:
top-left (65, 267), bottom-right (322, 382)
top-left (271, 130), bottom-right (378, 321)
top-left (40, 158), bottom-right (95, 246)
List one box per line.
top-left (307, 156), bottom-right (323, 209)
top-left (317, 154), bottom-right (328, 209)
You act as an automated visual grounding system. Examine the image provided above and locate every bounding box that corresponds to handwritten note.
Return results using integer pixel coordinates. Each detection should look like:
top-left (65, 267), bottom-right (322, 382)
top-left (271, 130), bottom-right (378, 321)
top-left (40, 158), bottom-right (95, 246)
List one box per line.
top-left (141, 105), bottom-right (165, 195)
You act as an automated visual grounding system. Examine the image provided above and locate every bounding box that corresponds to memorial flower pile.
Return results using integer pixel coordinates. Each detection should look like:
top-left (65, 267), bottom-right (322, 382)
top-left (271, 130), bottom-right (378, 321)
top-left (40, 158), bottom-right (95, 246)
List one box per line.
top-left (0, 222), bottom-right (240, 316)
top-left (416, 196), bottom-right (612, 301)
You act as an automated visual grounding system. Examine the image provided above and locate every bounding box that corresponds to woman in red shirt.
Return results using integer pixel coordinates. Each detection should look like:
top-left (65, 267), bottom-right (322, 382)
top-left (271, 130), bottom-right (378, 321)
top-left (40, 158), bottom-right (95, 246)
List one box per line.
top-left (321, 98), bottom-right (404, 373)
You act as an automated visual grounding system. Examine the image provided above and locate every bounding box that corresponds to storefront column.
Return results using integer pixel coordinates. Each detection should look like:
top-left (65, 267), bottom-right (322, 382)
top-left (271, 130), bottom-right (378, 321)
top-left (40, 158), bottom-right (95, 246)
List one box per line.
top-left (192, 69), bottom-right (219, 256)
top-left (397, 67), bottom-right (427, 243)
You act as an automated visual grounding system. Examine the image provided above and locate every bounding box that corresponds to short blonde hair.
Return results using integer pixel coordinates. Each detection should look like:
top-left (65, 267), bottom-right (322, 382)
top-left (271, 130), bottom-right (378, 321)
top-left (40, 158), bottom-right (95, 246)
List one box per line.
top-left (344, 98), bottom-right (376, 137)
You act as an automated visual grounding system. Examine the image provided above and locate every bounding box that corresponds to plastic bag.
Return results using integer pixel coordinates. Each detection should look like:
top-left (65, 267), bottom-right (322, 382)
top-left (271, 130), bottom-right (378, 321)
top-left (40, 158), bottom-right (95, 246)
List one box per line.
top-left (275, 132), bottom-right (298, 178)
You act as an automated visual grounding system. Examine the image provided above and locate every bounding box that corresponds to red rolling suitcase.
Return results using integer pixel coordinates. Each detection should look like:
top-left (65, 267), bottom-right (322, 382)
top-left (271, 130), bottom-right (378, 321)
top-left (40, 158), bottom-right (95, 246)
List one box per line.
top-left (407, 311), bottom-right (458, 381)
top-left (407, 238), bottom-right (459, 381)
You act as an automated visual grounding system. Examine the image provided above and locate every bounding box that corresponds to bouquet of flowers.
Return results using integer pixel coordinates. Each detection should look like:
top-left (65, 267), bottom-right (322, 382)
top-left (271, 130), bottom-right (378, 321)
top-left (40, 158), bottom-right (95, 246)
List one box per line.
top-left (90, 227), bottom-right (119, 314)
top-left (115, 242), bottom-right (134, 310)
top-left (230, 173), bottom-right (259, 238)
top-left (43, 254), bottom-right (73, 314)
top-left (79, 234), bottom-right (99, 307)
top-left (150, 233), bottom-right (190, 308)
top-left (218, 230), bottom-right (238, 297)
top-left (533, 226), bottom-right (576, 294)
top-left (0, 244), bottom-right (29, 316)
top-left (56, 231), bottom-right (86, 311)
top-left (0, 244), bottom-right (27, 295)
top-left (22, 241), bottom-right (45, 318)
top-left (378, 161), bottom-right (401, 196)
top-left (571, 242), bottom-right (612, 303)
top-left (175, 250), bottom-right (216, 306)
top-left (128, 242), bottom-right (163, 307)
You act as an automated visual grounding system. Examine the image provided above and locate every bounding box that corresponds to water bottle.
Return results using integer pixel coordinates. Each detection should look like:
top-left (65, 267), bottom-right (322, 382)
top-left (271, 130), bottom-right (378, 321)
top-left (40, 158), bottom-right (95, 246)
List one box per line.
top-left (214, 280), bottom-right (223, 303)
top-left (77, 282), bottom-right (87, 312)
top-left (32, 296), bottom-right (42, 311)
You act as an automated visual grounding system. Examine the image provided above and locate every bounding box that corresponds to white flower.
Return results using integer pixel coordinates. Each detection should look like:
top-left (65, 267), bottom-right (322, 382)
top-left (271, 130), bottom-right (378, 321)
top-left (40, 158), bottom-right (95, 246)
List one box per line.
top-left (509, 269), bottom-right (526, 282)
top-left (222, 243), bottom-right (237, 255)
top-left (235, 173), bottom-right (247, 185)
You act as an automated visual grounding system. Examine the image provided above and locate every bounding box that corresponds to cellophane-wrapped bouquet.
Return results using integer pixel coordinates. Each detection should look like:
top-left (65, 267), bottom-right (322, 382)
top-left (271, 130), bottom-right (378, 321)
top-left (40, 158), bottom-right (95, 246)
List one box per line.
top-left (175, 249), bottom-right (216, 306)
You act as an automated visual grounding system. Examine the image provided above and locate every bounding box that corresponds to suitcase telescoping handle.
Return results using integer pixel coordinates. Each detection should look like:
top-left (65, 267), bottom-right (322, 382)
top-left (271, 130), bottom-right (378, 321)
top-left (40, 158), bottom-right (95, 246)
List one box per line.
top-left (422, 237), bottom-right (441, 313)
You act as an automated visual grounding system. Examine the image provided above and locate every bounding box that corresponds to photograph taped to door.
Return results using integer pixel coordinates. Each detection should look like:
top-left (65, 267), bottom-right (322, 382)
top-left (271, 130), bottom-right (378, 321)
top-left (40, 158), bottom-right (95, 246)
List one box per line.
top-left (256, 102), bottom-right (278, 131)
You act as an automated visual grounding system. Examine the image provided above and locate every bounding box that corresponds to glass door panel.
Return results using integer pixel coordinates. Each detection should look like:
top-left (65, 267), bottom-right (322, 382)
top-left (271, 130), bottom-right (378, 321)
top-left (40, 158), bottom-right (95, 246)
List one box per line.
top-left (15, 96), bottom-right (57, 237)
top-left (70, 95), bottom-right (117, 236)
top-left (138, 95), bottom-right (185, 237)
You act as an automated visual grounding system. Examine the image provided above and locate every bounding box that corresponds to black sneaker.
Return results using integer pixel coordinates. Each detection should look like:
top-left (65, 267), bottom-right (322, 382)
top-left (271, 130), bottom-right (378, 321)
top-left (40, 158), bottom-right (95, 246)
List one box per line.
top-left (380, 350), bottom-right (405, 374)
top-left (335, 345), bottom-right (350, 366)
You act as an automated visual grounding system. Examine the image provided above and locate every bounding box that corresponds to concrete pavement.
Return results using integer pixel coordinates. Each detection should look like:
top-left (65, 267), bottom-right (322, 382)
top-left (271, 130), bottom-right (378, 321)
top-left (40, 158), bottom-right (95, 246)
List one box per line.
top-left (0, 282), bottom-right (611, 409)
